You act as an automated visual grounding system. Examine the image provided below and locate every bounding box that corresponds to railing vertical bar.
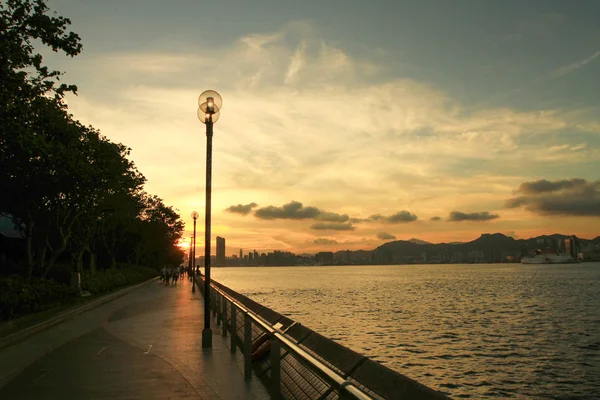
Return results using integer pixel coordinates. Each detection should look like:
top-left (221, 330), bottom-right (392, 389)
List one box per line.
top-left (221, 296), bottom-right (227, 336)
top-left (213, 290), bottom-right (218, 318)
top-left (217, 293), bottom-right (223, 326)
top-left (230, 303), bottom-right (237, 353)
top-left (244, 312), bottom-right (252, 380)
top-left (270, 335), bottom-right (281, 399)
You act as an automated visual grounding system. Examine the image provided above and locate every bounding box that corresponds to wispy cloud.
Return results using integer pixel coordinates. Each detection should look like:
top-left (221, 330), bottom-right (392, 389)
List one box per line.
top-left (377, 232), bottom-right (396, 240)
top-left (352, 211), bottom-right (418, 224)
top-left (311, 238), bottom-right (338, 245)
top-left (225, 203), bottom-right (258, 215)
top-left (554, 49), bottom-right (600, 77)
top-left (448, 211), bottom-right (500, 222)
top-left (310, 222), bottom-right (355, 231)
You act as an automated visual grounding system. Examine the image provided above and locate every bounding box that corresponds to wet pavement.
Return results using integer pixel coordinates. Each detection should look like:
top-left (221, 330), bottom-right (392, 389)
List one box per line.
top-left (0, 276), bottom-right (269, 400)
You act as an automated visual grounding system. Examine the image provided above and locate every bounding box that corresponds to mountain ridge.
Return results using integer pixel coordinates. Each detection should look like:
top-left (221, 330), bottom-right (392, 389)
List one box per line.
top-left (329, 232), bottom-right (600, 263)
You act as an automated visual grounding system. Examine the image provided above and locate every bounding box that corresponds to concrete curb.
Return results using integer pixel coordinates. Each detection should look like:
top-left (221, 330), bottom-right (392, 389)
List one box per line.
top-left (0, 276), bottom-right (159, 350)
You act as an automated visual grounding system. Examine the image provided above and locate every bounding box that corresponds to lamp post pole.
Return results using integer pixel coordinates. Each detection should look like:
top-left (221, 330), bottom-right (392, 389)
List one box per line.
top-left (188, 235), bottom-right (193, 280)
top-left (198, 90), bottom-right (222, 349)
top-left (191, 213), bottom-right (198, 292)
top-left (203, 118), bottom-right (213, 348)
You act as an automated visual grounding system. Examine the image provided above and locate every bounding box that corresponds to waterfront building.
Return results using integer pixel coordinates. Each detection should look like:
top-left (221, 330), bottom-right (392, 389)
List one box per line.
top-left (216, 236), bottom-right (226, 266)
top-left (565, 235), bottom-right (581, 259)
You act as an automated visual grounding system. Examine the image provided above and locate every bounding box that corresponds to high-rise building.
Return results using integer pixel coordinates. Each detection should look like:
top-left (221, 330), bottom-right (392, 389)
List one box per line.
top-left (239, 248), bottom-right (243, 259)
top-left (216, 236), bottom-right (226, 266)
top-left (565, 235), bottom-right (580, 258)
top-left (253, 250), bottom-right (258, 265)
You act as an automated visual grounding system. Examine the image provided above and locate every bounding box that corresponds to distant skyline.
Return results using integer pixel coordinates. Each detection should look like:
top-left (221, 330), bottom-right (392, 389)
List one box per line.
top-left (43, 0), bottom-right (600, 253)
top-left (196, 231), bottom-right (598, 257)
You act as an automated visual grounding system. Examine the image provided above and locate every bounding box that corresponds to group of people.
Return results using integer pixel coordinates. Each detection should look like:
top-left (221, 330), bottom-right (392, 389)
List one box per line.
top-left (160, 265), bottom-right (185, 285)
top-left (160, 265), bottom-right (201, 285)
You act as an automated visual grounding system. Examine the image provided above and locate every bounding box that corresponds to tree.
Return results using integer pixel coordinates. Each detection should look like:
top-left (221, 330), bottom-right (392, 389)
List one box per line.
top-left (0, 0), bottom-right (81, 101)
top-left (0, 98), bottom-right (79, 280)
top-left (1, 1), bottom-right (185, 284)
top-left (126, 194), bottom-right (185, 269)
top-left (1, 0), bottom-right (82, 282)
top-left (67, 130), bottom-right (145, 275)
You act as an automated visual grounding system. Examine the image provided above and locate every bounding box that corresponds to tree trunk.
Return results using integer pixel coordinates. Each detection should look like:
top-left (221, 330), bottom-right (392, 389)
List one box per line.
top-left (75, 249), bottom-right (84, 273)
top-left (25, 218), bottom-right (35, 284)
top-left (89, 251), bottom-right (97, 275)
top-left (86, 245), bottom-right (96, 275)
top-left (35, 241), bottom-right (47, 279)
top-left (43, 232), bottom-right (70, 278)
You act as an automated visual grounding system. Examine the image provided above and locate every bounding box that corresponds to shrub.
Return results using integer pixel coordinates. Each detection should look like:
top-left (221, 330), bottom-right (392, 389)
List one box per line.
top-left (80, 265), bottom-right (157, 296)
top-left (0, 275), bottom-right (79, 322)
top-left (0, 265), bottom-right (157, 322)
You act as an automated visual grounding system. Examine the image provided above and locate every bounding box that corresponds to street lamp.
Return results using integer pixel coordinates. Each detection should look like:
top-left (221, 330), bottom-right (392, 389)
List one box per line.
top-left (191, 211), bottom-right (198, 293)
top-left (188, 235), bottom-right (192, 279)
top-left (197, 89), bottom-right (223, 348)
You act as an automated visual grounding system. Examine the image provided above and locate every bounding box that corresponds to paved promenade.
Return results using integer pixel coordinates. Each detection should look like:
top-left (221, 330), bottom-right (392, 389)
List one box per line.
top-left (0, 276), bottom-right (269, 400)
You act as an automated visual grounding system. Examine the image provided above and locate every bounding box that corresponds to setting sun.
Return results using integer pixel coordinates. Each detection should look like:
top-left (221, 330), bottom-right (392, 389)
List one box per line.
top-left (176, 240), bottom-right (190, 249)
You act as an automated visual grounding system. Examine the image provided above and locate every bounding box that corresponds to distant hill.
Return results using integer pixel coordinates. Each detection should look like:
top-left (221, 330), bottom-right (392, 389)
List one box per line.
top-left (321, 232), bottom-right (599, 264)
top-left (408, 238), bottom-right (431, 245)
top-left (471, 233), bottom-right (517, 247)
top-left (364, 232), bottom-right (599, 264)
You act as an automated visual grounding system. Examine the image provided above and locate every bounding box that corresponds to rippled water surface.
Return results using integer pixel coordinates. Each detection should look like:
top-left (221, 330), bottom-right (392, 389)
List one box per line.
top-left (212, 263), bottom-right (600, 399)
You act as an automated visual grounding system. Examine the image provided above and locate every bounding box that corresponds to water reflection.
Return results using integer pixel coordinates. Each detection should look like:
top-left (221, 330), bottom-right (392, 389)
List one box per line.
top-left (213, 263), bottom-right (600, 399)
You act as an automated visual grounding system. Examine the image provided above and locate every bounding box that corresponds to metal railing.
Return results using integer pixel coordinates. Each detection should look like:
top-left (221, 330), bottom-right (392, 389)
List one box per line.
top-left (197, 276), bottom-right (451, 400)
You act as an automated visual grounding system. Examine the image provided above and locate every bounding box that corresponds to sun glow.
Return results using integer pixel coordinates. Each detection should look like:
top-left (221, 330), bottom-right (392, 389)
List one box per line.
top-left (176, 240), bottom-right (190, 249)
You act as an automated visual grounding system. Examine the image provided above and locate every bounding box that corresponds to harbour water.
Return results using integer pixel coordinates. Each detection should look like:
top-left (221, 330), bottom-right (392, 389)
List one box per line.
top-left (212, 263), bottom-right (600, 399)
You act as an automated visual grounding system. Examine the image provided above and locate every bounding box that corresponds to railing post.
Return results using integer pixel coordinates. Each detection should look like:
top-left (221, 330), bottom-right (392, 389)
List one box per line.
top-left (217, 293), bottom-right (222, 326)
top-left (221, 297), bottom-right (227, 337)
top-left (213, 291), bottom-right (218, 317)
top-left (230, 304), bottom-right (237, 353)
top-left (339, 383), bottom-right (354, 400)
top-left (270, 334), bottom-right (281, 400)
top-left (244, 313), bottom-right (252, 380)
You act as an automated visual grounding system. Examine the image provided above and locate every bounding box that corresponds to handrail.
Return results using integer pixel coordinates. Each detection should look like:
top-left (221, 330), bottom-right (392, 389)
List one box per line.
top-left (206, 278), bottom-right (373, 400)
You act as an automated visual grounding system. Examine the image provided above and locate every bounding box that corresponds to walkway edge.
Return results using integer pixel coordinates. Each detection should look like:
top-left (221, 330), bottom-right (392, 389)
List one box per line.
top-left (0, 276), bottom-right (159, 350)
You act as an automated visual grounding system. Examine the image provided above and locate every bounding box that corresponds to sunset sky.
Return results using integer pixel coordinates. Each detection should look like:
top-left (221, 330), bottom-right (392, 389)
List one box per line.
top-left (43, 0), bottom-right (600, 254)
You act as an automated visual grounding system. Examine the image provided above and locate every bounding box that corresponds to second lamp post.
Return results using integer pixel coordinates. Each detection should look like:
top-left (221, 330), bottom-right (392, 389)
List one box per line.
top-left (197, 89), bottom-right (222, 349)
top-left (191, 211), bottom-right (198, 293)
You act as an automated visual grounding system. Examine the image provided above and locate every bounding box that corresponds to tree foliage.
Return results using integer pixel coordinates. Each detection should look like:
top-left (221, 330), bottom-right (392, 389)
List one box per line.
top-left (0, 0), bottom-right (184, 285)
